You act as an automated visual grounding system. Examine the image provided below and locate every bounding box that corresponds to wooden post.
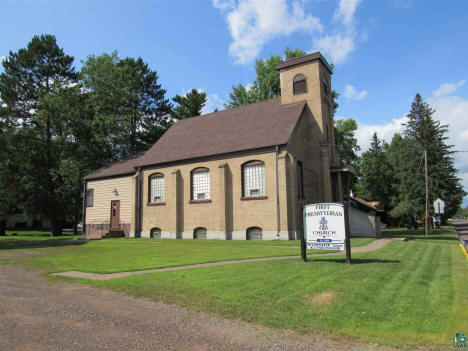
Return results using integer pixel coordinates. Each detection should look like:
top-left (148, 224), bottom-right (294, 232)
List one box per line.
top-left (301, 205), bottom-right (307, 262)
top-left (344, 201), bottom-right (352, 264)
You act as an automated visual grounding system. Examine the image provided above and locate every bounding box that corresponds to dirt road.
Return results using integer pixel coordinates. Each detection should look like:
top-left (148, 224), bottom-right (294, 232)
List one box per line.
top-left (0, 264), bottom-right (394, 351)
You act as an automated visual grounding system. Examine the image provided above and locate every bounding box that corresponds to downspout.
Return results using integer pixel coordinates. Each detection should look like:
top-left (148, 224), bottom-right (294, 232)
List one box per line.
top-left (136, 167), bottom-right (142, 237)
top-left (275, 145), bottom-right (281, 238)
top-left (82, 180), bottom-right (87, 236)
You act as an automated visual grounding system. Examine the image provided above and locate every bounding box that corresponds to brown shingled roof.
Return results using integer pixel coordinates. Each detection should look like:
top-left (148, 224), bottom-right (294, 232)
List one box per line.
top-left (84, 153), bottom-right (144, 180)
top-left (138, 98), bottom-right (306, 167)
top-left (84, 97), bottom-right (306, 179)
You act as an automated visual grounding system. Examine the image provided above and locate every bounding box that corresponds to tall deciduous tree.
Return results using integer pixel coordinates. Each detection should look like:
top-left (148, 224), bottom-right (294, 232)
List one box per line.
top-left (81, 53), bottom-right (172, 157)
top-left (0, 34), bottom-right (78, 236)
top-left (224, 48), bottom-right (309, 108)
top-left (334, 118), bottom-right (360, 168)
top-left (171, 89), bottom-right (207, 119)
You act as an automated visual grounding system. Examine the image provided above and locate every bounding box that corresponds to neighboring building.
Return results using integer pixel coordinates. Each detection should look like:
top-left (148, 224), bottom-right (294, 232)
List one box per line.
top-left (83, 52), bottom-right (353, 240)
top-left (349, 197), bottom-right (385, 238)
top-left (6, 211), bottom-right (51, 230)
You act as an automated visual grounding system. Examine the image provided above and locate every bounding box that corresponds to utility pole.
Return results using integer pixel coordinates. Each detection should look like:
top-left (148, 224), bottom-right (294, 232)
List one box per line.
top-left (424, 149), bottom-right (431, 235)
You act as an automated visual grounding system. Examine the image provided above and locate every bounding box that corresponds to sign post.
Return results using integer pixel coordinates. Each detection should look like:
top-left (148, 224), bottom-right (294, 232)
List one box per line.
top-left (303, 202), bottom-right (351, 264)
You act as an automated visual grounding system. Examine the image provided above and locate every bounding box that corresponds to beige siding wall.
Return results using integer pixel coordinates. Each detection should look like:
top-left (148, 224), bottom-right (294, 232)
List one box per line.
top-left (349, 206), bottom-right (381, 238)
top-left (141, 151), bottom-right (291, 240)
top-left (86, 175), bottom-right (135, 226)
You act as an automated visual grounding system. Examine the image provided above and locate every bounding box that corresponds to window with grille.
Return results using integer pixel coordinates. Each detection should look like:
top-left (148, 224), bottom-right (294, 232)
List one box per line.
top-left (194, 227), bottom-right (207, 239)
top-left (246, 227), bottom-right (262, 240)
top-left (293, 74), bottom-right (307, 95)
top-left (149, 173), bottom-right (165, 203)
top-left (191, 168), bottom-right (210, 200)
top-left (150, 227), bottom-right (161, 238)
top-left (86, 189), bottom-right (94, 207)
top-left (242, 161), bottom-right (265, 197)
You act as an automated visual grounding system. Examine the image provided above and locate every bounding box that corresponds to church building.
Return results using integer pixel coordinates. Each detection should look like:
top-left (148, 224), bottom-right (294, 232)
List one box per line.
top-left (83, 52), bottom-right (351, 240)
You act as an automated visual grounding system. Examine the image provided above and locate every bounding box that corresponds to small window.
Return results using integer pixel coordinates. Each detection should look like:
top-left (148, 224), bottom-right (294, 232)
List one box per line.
top-left (297, 161), bottom-right (304, 199)
top-left (150, 227), bottom-right (161, 238)
top-left (322, 78), bottom-right (329, 96)
top-left (194, 227), bottom-right (207, 239)
top-left (293, 74), bottom-right (307, 95)
top-left (191, 168), bottom-right (210, 200)
top-left (247, 227), bottom-right (262, 240)
top-left (86, 189), bottom-right (94, 207)
top-left (149, 173), bottom-right (165, 203)
top-left (242, 161), bottom-right (265, 197)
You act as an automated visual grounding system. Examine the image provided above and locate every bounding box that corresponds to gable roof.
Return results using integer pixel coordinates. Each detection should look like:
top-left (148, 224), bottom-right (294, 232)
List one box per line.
top-left (139, 98), bottom-right (305, 167)
top-left (85, 97), bottom-right (306, 180)
top-left (84, 153), bottom-right (144, 180)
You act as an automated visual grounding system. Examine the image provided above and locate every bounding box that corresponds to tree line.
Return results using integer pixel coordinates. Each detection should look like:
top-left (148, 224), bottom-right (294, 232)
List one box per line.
top-left (0, 34), bottom-right (208, 235)
top-left (0, 35), bottom-right (465, 235)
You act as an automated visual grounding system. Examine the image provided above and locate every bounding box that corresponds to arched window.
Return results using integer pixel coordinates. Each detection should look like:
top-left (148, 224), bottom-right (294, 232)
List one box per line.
top-left (246, 227), bottom-right (262, 240)
top-left (242, 161), bottom-right (265, 197)
top-left (293, 74), bottom-right (307, 95)
top-left (149, 173), bottom-right (165, 203)
top-left (193, 227), bottom-right (207, 239)
top-left (150, 227), bottom-right (161, 238)
top-left (297, 161), bottom-right (304, 199)
top-left (191, 167), bottom-right (210, 200)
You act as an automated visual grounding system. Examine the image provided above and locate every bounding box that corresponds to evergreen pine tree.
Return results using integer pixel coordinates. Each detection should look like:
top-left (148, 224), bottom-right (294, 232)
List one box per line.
top-left (171, 89), bottom-right (207, 119)
top-left (390, 94), bottom-right (465, 222)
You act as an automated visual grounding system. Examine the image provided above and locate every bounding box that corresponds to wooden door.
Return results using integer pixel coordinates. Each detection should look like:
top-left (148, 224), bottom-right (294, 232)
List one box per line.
top-left (110, 200), bottom-right (120, 229)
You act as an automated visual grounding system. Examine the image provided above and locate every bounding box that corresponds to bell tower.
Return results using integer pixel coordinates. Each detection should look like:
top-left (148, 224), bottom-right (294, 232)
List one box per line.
top-left (277, 52), bottom-right (340, 203)
top-left (277, 52), bottom-right (336, 159)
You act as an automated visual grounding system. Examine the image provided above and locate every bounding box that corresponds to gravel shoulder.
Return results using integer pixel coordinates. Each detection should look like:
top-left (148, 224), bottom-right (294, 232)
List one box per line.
top-left (0, 264), bottom-right (395, 351)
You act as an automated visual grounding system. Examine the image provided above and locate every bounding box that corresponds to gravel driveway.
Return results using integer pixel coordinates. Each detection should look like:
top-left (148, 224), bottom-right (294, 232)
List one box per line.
top-left (0, 264), bottom-right (396, 351)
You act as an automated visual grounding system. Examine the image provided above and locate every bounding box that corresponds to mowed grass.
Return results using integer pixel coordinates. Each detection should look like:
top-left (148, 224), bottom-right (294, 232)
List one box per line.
top-left (90, 232), bottom-right (468, 348)
top-left (0, 231), bottom-right (374, 273)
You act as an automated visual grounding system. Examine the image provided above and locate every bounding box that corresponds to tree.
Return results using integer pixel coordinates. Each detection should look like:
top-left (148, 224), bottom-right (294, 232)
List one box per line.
top-left (334, 118), bottom-right (360, 167)
top-left (390, 94), bottom-right (465, 222)
top-left (0, 34), bottom-right (78, 236)
top-left (81, 53), bottom-right (172, 157)
top-left (0, 113), bottom-right (23, 235)
top-left (171, 89), bottom-right (207, 119)
top-left (355, 133), bottom-right (395, 210)
top-left (224, 48), bottom-right (308, 108)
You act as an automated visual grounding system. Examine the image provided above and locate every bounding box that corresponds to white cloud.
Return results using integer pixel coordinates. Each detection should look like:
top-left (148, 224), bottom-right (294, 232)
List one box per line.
top-left (213, 0), bottom-right (364, 66)
top-left (334, 0), bottom-right (362, 26)
top-left (202, 93), bottom-right (225, 115)
top-left (355, 115), bottom-right (407, 153)
top-left (432, 79), bottom-right (466, 98)
top-left (343, 84), bottom-right (367, 100)
top-left (218, 0), bottom-right (322, 64)
top-left (428, 95), bottom-right (468, 185)
top-left (315, 35), bottom-right (355, 65)
top-left (213, 0), bottom-right (234, 11)
top-left (313, 0), bottom-right (362, 65)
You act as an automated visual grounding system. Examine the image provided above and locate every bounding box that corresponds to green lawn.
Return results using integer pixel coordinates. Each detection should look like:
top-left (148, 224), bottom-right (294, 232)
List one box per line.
top-left (0, 232), bottom-right (374, 273)
top-left (2, 229), bottom-right (466, 348)
top-left (89, 231), bottom-right (467, 348)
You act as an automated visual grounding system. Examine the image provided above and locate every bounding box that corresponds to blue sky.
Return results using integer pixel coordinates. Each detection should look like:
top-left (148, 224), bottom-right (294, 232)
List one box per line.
top-left (1, 0), bottom-right (467, 206)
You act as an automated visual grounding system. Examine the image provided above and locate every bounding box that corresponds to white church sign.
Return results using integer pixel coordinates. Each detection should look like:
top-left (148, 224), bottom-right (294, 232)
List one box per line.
top-left (433, 198), bottom-right (445, 214)
top-left (303, 203), bottom-right (346, 251)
